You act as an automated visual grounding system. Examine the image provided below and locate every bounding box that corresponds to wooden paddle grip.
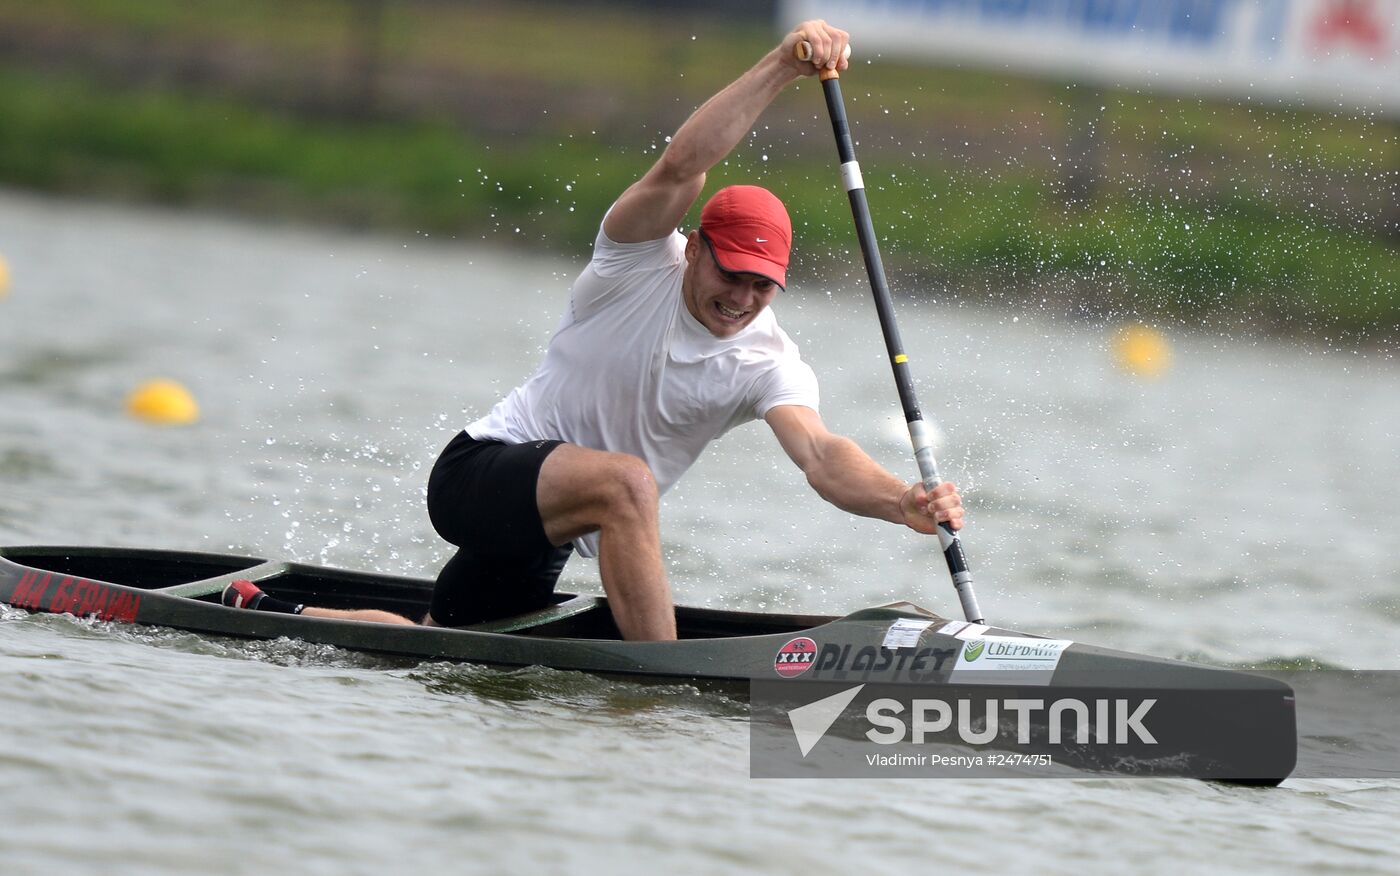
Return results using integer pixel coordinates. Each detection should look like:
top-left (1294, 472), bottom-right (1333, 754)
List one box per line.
top-left (795, 40), bottom-right (851, 81)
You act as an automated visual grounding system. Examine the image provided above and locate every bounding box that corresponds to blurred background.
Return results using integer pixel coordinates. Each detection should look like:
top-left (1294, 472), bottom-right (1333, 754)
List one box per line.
top-left (3, 8), bottom-right (1400, 871)
top-left (1, 0), bottom-right (1396, 338)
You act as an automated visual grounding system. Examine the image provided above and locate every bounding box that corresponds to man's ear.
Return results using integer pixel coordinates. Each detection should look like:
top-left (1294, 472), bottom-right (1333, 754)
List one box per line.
top-left (684, 230), bottom-right (701, 264)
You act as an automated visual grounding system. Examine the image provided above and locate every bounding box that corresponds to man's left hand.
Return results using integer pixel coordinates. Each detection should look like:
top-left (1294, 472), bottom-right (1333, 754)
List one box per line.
top-left (899, 481), bottom-right (964, 535)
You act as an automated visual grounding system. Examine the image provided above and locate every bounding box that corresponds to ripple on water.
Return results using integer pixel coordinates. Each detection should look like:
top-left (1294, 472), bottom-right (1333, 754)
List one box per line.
top-left (3, 192), bottom-right (1399, 872)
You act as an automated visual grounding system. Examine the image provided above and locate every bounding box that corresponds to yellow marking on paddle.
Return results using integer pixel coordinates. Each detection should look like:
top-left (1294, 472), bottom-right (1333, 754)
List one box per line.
top-left (893, 354), bottom-right (909, 364)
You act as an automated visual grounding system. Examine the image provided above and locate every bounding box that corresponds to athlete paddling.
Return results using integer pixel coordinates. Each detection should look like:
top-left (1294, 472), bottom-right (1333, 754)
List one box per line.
top-left (225, 20), bottom-right (965, 640)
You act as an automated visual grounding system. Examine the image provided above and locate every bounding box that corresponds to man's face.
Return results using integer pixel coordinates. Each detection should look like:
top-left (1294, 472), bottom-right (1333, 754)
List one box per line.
top-left (682, 233), bottom-right (780, 338)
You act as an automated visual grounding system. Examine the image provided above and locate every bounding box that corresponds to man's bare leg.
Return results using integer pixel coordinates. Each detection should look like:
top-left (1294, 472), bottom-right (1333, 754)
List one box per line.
top-left (224, 444), bottom-right (674, 637)
top-left (300, 607), bottom-right (416, 625)
top-left (222, 578), bottom-right (419, 624)
top-left (536, 444), bottom-right (676, 641)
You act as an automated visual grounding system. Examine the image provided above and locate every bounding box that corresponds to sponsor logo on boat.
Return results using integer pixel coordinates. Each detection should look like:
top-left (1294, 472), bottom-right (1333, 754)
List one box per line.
top-left (774, 636), bottom-right (818, 677)
top-left (5, 570), bottom-right (141, 623)
top-left (952, 636), bottom-right (1071, 675)
top-left (811, 643), bottom-right (957, 681)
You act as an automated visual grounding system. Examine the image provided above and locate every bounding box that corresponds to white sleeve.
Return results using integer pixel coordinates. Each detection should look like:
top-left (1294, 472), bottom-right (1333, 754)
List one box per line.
top-left (751, 358), bottom-right (820, 419)
top-left (569, 219), bottom-right (685, 321)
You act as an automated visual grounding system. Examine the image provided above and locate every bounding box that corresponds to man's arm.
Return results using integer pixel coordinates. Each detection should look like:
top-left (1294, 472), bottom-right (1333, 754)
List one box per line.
top-left (765, 405), bottom-right (963, 534)
top-left (603, 20), bottom-right (851, 244)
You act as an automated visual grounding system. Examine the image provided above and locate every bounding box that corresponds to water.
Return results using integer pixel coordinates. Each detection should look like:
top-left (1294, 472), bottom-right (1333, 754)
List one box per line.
top-left (1, 190), bottom-right (1398, 873)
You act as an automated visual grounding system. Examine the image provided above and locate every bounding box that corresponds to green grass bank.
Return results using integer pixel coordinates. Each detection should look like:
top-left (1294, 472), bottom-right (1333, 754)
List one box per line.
top-left (1, 0), bottom-right (1397, 342)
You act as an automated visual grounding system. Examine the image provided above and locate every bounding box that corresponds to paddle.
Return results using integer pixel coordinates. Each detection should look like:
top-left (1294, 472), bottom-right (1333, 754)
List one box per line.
top-left (797, 40), bottom-right (986, 624)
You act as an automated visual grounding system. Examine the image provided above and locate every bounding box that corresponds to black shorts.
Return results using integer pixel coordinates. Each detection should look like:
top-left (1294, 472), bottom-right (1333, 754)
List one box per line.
top-left (425, 431), bottom-right (572, 626)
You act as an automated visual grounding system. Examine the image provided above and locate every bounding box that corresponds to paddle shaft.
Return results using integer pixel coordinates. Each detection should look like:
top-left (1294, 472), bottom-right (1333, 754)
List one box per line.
top-left (798, 43), bottom-right (984, 623)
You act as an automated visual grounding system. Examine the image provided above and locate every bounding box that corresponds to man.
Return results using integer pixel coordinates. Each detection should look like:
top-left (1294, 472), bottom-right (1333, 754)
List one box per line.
top-left (224, 20), bottom-right (964, 639)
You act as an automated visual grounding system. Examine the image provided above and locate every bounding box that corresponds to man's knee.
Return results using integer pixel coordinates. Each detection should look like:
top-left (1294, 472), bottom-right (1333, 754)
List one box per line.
top-left (539, 445), bottom-right (659, 532)
top-left (597, 453), bottom-right (659, 518)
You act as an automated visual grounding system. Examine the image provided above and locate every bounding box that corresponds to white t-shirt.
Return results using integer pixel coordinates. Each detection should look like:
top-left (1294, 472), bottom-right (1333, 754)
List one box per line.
top-left (467, 223), bottom-right (820, 557)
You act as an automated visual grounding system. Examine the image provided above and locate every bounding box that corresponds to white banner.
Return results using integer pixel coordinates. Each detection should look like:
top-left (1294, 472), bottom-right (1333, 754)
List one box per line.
top-left (781, 0), bottom-right (1400, 116)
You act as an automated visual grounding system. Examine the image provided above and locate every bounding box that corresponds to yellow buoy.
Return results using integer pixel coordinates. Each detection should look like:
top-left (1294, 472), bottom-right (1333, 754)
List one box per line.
top-left (0, 254), bottom-right (10, 298)
top-left (1112, 323), bottom-right (1172, 377)
top-left (126, 379), bottom-right (200, 425)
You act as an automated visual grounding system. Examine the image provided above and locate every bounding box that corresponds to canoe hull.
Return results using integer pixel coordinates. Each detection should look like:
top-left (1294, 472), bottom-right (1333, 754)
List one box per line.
top-left (0, 545), bottom-right (1296, 782)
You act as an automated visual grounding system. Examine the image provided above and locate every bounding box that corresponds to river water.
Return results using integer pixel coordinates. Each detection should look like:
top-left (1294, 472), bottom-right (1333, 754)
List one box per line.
top-left (1, 190), bottom-right (1397, 873)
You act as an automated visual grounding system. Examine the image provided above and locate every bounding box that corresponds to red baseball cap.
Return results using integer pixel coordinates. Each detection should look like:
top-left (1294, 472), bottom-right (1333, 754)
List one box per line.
top-left (698, 185), bottom-right (792, 288)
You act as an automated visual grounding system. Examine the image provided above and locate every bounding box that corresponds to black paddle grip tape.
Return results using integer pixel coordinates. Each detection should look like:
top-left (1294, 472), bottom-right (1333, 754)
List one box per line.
top-left (941, 524), bottom-right (971, 576)
top-left (822, 79), bottom-right (857, 164)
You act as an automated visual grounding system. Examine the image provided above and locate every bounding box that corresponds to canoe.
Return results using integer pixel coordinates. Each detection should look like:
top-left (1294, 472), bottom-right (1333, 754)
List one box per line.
top-left (0, 544), bottom-right (1296, 782)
